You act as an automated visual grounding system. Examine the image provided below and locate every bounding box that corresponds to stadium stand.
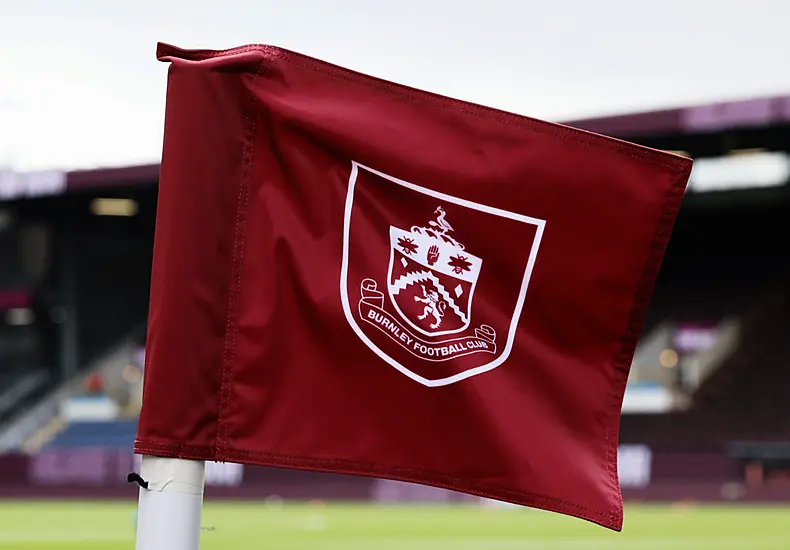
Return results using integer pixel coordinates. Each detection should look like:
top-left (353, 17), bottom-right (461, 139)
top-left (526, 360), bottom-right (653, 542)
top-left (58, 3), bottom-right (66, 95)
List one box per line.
top-left (46, 420), bottom-right (138, 449)
top-left (1, 94), bottom-right (790, 506)
top-left (620, 287), bottom-right (790, 449)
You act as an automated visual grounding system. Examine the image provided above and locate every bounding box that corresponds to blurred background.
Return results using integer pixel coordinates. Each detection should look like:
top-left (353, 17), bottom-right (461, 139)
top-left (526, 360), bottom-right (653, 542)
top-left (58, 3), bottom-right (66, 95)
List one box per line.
top-left (2, 1), bottom-right (790, 548)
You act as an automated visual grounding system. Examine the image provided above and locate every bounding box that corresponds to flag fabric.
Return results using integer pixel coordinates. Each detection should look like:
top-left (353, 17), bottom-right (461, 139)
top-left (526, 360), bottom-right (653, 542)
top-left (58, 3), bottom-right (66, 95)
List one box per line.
top-left (135, 42), bottom-right (692, 530)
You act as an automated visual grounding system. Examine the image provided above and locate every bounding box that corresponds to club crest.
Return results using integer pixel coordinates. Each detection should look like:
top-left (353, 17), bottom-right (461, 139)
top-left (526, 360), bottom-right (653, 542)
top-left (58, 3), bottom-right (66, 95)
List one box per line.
top-left (388, 207), bottom-right (481, 337)
top-left (341, 162), bottom-right (545, 387)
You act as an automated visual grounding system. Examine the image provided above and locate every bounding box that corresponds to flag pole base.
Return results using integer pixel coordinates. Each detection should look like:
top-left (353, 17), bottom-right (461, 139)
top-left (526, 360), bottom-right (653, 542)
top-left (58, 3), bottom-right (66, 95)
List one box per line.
top-left (134, 456), bottom-right (206, 550)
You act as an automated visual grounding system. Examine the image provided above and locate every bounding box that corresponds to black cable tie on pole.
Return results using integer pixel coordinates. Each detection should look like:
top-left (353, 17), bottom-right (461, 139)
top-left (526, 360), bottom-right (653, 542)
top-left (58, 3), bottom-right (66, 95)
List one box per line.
top-left (127, 472), bottom-right (149, 489)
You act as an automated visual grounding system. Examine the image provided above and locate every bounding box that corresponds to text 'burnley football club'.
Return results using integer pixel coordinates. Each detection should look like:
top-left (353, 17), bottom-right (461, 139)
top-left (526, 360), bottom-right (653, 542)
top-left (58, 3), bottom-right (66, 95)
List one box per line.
top-left (341, 162), bottom-right (546, 387)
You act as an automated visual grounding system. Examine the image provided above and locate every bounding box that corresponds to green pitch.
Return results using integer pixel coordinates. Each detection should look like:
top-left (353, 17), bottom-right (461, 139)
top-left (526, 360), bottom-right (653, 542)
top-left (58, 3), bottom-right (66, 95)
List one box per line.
top-left (0, 501), bottom-right (788, 549)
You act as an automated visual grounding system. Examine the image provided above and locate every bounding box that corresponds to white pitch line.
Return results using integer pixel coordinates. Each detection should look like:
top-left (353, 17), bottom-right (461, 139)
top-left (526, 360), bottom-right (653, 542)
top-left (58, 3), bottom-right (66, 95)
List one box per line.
top-left (292, 535), bottom-right (789, 550)
top-left (0, 533), bottom-right (133, 543)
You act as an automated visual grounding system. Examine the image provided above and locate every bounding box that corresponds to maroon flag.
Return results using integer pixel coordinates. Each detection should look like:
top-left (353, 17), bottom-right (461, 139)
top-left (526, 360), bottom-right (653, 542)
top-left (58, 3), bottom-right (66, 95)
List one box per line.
top-left (136, 42), bottom-right (692, 531)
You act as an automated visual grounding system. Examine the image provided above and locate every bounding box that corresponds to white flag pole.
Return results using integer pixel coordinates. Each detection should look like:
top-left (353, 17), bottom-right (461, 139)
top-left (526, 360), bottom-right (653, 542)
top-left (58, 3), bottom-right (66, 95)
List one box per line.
top-left (132, 456), bottom-right (206, 550)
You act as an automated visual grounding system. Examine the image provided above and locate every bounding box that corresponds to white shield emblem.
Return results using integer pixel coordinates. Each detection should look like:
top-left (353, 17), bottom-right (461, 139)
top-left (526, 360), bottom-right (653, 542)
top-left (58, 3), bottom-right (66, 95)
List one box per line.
top-left (340, 161), bottom-right (545, 387)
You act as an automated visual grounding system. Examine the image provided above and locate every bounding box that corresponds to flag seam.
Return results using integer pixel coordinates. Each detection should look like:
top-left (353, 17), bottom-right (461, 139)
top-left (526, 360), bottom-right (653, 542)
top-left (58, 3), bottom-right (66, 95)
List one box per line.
top-left (133, 439), bottom-right (620, 529)
top-left (215, 60), bottom-right (265, 461)
top-left (601, 162), bottom-right (691, 520)
top-left (156, 43), bottom-right (689, 173)
top-left (276, 53), bottom-right (686, 172)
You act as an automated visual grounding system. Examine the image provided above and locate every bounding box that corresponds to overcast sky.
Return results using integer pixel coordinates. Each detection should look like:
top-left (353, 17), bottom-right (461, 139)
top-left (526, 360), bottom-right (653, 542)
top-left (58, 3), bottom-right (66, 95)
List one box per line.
top-left (2, 0), bottom-right (789, 171)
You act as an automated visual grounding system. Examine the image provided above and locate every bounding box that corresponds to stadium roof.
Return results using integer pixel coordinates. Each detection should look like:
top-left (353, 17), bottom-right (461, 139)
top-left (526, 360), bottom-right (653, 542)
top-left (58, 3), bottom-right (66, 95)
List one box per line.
top-left (2, 94), bottom-right (790, 201)
top-left (566, 94), bottom-right (790, 137)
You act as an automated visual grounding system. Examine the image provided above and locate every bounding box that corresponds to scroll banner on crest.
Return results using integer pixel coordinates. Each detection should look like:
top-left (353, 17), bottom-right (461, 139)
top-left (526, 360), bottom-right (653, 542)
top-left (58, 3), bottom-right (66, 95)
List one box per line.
top-left (358, 278), bottom-right (496, 361)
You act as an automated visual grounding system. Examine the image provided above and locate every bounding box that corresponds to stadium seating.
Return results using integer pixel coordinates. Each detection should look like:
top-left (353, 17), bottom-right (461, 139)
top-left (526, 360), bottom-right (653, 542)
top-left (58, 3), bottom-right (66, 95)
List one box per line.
top-left (621, 283), bottom-right (790, 449)
top-left (45, 420), bottom-right (138, 449)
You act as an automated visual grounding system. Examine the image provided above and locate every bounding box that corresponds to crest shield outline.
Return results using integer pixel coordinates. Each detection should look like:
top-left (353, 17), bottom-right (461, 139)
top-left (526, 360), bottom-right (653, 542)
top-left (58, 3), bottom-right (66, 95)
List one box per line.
top-left (340, 161), bottom-right (545, 387)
